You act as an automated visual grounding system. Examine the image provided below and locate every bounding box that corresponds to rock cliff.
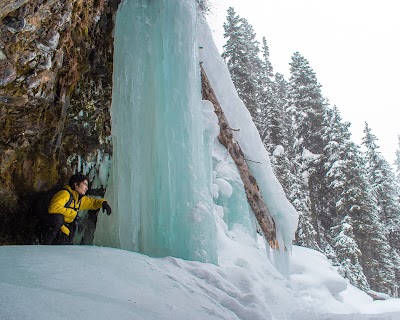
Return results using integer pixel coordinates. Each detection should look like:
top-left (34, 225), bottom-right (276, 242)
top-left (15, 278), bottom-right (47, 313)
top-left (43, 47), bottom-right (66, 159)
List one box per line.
top-left (0, 0), bottom-right (120, 244)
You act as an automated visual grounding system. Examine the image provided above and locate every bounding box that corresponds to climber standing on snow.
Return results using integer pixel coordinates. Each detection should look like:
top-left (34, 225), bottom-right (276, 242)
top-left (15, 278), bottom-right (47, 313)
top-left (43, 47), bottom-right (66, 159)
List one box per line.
top-left (39, 173), bottom-right (112, 245)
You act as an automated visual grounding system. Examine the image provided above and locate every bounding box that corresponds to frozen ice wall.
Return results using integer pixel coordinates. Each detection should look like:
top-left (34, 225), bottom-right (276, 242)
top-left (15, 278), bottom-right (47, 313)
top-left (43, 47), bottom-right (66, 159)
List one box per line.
top-left (94, 0), bottom-right (217, 263)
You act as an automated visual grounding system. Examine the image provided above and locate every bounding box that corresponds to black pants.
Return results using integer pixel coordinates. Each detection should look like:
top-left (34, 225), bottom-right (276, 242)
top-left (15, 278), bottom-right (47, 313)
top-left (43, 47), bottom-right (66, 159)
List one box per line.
top-left (38, 214), bottom-right (76, 245)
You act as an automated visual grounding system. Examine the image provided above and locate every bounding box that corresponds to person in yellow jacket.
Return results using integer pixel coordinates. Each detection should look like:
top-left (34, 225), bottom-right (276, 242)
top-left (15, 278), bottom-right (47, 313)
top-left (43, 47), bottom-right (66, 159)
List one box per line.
top-left (41, 173), bottom-right (112, 245)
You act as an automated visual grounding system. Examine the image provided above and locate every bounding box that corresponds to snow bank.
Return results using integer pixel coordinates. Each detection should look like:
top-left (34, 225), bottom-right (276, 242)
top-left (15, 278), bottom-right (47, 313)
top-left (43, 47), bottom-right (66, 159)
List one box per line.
top-left (1, 245), bottom-right (400, 320)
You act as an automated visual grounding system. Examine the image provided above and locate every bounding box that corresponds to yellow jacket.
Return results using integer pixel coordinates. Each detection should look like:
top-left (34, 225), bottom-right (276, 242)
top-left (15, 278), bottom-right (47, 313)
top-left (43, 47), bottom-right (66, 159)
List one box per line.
top-left (48, 185), bottom-right (105, 236)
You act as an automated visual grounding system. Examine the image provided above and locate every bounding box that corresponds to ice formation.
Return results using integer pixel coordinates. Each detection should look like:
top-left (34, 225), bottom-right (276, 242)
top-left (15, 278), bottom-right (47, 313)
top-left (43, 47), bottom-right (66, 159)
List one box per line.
top-left (94, 0), bottom-right (298, 274)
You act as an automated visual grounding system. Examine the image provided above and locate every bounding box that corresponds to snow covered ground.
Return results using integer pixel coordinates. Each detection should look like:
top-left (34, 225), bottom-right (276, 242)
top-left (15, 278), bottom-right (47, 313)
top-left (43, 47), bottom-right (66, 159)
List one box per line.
top-left (1, 240), bottom-right (400, 320)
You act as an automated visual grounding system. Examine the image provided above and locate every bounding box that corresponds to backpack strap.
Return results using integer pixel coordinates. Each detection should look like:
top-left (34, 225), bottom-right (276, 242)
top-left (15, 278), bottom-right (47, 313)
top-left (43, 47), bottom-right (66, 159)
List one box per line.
top-left (62, 188), bottom-right (74, 209)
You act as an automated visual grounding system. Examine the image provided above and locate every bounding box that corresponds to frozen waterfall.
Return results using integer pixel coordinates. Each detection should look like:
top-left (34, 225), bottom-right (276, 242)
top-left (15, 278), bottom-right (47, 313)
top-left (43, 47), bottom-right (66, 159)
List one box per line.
top-left (94, 0), bottom-right (216, 263)
top-left (94, 0), bottom-right (299, 273)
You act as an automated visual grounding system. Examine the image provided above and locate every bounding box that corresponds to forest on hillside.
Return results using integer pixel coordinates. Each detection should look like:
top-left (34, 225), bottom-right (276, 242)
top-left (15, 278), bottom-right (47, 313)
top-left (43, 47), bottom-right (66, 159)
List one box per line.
top-left (221, 7), bottom-right (400, 297)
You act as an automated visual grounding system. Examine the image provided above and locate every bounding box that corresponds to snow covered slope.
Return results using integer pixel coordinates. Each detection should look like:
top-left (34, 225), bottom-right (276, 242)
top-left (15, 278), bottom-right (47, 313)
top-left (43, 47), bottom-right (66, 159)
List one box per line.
top-left (1, 245), bottom-right (400, 320)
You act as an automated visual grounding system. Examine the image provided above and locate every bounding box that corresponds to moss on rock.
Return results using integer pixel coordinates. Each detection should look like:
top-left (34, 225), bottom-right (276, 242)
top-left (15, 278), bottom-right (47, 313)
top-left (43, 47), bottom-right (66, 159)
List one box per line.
top-left (0, 0), bottom-right (121, 244)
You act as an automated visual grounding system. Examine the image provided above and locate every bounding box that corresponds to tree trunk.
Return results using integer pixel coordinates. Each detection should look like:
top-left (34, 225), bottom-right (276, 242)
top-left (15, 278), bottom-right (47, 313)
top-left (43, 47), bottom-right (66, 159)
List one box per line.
top-left (201, 65), bottom-right (278, 249)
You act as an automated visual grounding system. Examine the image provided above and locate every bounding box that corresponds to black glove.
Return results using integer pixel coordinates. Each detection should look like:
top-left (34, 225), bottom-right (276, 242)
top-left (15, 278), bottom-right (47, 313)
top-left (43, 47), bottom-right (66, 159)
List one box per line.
top-left (102, 201), bottom-right (112, 215)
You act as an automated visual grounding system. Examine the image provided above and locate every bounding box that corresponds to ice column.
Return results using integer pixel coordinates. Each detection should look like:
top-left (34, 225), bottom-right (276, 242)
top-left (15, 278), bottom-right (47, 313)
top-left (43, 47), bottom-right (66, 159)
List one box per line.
top-left (94, 0), bottom-right (217, 263)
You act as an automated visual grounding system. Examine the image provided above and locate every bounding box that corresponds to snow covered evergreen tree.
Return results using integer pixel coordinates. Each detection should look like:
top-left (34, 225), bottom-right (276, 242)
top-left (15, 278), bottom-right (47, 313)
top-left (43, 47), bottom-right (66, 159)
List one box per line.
top-left (287, 52), bottom-right (328, 248)
top-left (222, 9), bottom-right (289, 156)
top-left (320, 106), bottom-right (347, 226)
top-left (290, 156), bottom-right (320, 251)
top-left (341, 147), bottom-right (392, 294)
top-left (257, 39), bottom-right (290, 154)
top-left (321, 106), bottom-right (369, 289)
top-left (361, 213), bottom-right (396, 295)
top-left (288, 52), bottom-right (326, 153)
top-left (362, 123), bottom-right (400, 294)
top-left (260, 37), bottom-right (274, 80)
top-left (222, 7), bottom-right (263, 119)
top-left (257, 37), bottom-right (274, 149)
top-left (262, 72), bottom-right (290, 154)
top-left (267, 74), bottom-right (318, 248)
top-left (362, 123), bottom-right (400, 233)
top-left (332, 216), bottom-right (369, 291)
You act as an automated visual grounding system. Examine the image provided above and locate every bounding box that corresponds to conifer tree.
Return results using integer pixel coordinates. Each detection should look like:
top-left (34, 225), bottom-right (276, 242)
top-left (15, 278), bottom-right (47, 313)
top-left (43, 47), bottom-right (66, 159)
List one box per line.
top-left (273, 73), bottom-right (291, 146)
top-left (362, 215), bottom-right (396, 295)
top-left (321, 106), bottom-right (369, 288)
top-left (222, 8), bottom-right (263, 119)
top-left (261, 37), bottom-right (274, 80)
top-left (362, 123), bottom-right (400, 231)
top-left (288, 52), bottom-right (326, 153)
top-left (267, 86), bottom-right (317, 249)
top-left (290, 157), bottom-right (320, 251)
top-left (321, 107), bottom-right (347, 221)
top-left (278, 135), bottom-right (319, 250)
top-left (362, 123), bottom-right (400, 293)
top-left (257, 38), bottom-right (281, 153)
top-left (319, 113), bottom-right (395, 294)
top-left (332, 216), bottom-right (369, 291)
top-left (261, 72), bottom-right (289, 154)
top-left (287, 52), bottom-right (328, 248)
top-left (267, 73), bottom-right (317, 248)
top-left (340, 145), bottom-right (393, 294)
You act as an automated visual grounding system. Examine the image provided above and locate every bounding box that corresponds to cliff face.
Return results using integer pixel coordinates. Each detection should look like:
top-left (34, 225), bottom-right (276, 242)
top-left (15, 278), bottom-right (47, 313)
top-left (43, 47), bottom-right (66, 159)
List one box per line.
top-left (0, 0), bottom-right (120, 244)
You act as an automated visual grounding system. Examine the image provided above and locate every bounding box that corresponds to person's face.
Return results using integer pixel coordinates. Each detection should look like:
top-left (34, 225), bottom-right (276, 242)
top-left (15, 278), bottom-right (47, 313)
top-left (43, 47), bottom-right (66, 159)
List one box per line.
top-left (74, 180), bottom-right (89, 195)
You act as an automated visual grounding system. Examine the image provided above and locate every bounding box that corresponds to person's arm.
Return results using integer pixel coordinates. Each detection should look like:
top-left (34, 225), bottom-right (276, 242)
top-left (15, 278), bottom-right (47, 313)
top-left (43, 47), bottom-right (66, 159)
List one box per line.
top-left (48, 190), bottom-right (77, 222)
top-left (79, 196), bottom-right (105, 211)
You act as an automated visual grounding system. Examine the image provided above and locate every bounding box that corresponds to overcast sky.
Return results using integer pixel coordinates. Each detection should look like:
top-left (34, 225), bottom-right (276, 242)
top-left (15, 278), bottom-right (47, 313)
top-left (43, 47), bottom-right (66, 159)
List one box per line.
top-left (206, 0), bottom-right (400, 164)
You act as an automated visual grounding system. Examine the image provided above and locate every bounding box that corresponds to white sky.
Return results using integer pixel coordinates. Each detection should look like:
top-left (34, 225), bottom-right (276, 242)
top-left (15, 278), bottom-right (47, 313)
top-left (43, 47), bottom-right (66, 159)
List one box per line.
top-left (206, 0), bottom-right (400, 164)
